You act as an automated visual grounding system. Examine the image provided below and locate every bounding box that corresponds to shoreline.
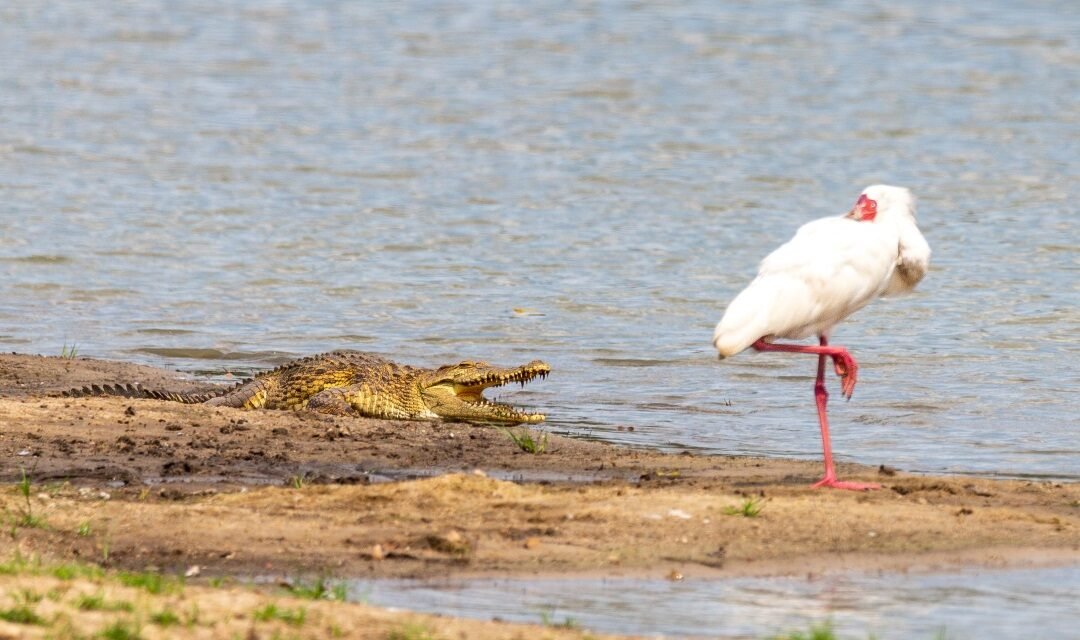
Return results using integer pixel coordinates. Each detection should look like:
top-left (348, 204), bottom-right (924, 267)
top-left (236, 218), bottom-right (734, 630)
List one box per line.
top-left (2, 353), bottom-right (1078, 637)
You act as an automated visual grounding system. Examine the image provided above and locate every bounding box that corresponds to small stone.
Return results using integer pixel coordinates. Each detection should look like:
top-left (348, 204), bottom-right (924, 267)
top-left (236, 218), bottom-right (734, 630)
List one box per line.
top-left (524, 537), bottom-right (541, 550)
top-left (184, 565), bottom-right (201, 577)
top-left (667, 570), bottom-right (684, 581)
top-left (426, 531), bottom-right (470, 556)
top-left (370, 544), bottom-right (385, 561)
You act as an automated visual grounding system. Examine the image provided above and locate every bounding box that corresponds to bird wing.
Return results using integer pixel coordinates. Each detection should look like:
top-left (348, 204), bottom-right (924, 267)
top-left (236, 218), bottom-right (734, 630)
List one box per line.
top-left (713, 217), bottom-right (897, 355)
top-left (884, 217), bottom-right (931, 295)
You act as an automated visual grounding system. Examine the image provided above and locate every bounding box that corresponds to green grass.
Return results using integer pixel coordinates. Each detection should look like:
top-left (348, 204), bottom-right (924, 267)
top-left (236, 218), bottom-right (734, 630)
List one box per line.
top-left (60, 343), bottom-right (79, 359)
top-left (386, 622), bottom-right (438, 640)
top-left (500, 426), bottom-right (548, 454)
top-left (116, 570), bottom-right (182, 595)
top-left (77, 521), bottom-right (93, 537)
top-left (253, 603), bottom-right (307, 626)
top-left (0, 553), bottom-right (107, 581)
top-left (723, 496), bottom-right (766, 518)
top-left (15, 588), bottom-right (43, 604)
top-left (286, 576), bottom-right (348, 601)
top-left (76, 591), bottom-right (134, 612)
top-left (12, 468), bottom-right (47, 529)
top-left (769, 622), bottom-right (837, 640)
top-left (98, 619), bottom-right (142, 640)
top-left (0, 552), bottom-right (42, 576)
top-left (149, 610), bottom-right (180, 627)
top-left (539, 608), bottom-right (579, 629)
top-left (52, 562), bottom-right (105, 581)
top-left (0, 604), bottom-right (44, 625)
top-left (288, 474), bottom-right (307, 490)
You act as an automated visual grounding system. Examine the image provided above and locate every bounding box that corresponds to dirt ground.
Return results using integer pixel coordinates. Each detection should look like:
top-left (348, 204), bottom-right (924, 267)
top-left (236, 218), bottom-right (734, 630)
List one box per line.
top-left (1, 353), bottom-right (1078, 637)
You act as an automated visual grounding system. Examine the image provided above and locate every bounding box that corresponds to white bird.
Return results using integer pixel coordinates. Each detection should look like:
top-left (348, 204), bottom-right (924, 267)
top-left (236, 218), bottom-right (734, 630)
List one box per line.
top-left (713, 185), bottom-right (930, 490)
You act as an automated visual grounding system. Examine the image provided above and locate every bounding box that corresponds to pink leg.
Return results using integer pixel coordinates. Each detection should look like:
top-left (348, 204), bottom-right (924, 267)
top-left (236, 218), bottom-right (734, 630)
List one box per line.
top-left (752, 337), bottom-right (879, 491)
top-left (750, 337), bottom-right (858, 399)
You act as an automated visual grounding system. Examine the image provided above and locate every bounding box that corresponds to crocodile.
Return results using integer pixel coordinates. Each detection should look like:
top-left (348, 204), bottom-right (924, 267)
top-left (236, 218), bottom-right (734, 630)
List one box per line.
top-left (62, 351), bottom-right (550, 424)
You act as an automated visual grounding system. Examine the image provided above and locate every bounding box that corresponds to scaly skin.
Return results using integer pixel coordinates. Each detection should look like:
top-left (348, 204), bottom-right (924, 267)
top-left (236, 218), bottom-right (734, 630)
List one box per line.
top-left (63, 351), bottom-right (551, 424)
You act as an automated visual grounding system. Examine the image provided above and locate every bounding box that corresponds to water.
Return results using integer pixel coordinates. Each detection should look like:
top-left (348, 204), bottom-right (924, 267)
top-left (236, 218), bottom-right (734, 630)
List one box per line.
top-left (352, 566), bottom-right (1080, 639)
top-left (1, 1), bottom-right (1077, 479)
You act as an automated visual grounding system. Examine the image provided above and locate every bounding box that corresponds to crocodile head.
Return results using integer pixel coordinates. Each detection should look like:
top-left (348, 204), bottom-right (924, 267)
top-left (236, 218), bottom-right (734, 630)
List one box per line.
top-left (417, 359), bottom-right (551, 424)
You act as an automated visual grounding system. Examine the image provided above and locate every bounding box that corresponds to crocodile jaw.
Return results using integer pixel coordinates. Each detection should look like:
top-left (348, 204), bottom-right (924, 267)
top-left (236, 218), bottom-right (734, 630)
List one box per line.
top-left (419, 361), bottom-right (550, 424)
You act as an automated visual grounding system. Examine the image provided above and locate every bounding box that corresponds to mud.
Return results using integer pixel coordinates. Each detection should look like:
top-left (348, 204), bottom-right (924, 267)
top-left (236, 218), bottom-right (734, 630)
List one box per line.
top-left (2, 353), bottom-right (1078, 583)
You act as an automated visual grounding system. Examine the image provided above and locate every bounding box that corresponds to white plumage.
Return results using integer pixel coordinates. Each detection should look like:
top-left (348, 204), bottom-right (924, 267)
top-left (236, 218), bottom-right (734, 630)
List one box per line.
top-left (711, 184), bottom-right (930, 490)
top-left (713, 185), bottom-right (929, 358)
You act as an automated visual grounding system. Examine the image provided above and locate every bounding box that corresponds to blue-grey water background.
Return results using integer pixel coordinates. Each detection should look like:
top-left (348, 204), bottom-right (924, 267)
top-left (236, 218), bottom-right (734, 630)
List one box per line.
top-left (1, 0), bottom-right (1077, 482)
top-left (353, 566), bottom-right (1080, 639)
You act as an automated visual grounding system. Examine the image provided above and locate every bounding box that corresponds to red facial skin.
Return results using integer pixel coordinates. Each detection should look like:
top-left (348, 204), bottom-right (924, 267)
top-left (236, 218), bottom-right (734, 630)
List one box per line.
top-left (848, 195), bottom-right (878, 221)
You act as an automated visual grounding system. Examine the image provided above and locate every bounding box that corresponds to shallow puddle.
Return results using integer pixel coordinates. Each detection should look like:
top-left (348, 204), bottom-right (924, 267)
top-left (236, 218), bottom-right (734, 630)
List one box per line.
top-left (350, 565), bottom-right (1080, 639)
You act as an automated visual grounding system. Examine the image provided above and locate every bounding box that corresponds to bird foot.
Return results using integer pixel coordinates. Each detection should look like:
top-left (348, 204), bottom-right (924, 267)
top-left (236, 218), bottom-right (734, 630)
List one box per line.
top-left (831, 353), bottom-right (858, 399)
top-left (812, 477), bottom-right (880, 491)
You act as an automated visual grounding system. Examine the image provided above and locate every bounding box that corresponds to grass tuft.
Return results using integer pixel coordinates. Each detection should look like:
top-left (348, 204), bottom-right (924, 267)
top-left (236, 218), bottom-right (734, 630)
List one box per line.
top-left (60, 343), bottom-right (79, 359)
top-left (75, 591), bottom-right (133, 612)
top-left (150, 610), bottom-right (180, 627)
top-left (500, 427), bottom-right (548, 454)
top-left (770, 621), bottom-right (837, 640)
top-left (52, 562), bottom-right (104, 581)
top-left (386, 622), bottom-right (438, 640)
top-left (116, 570), bottom-right (182, 595)
top-left (723, 496), bottom-right (766, 518)
top-left (286, 576), bottom-right (348, 601)
top-left (98, 619), bottom-right (142, 640)
top-left (12, 468), bottom-right (47, 529)
top-left (539, 608), bottom-right (579, 629)
top-left (254, 603), bottom-right (307, 626)
top-left (0, 604), bottom-right (44, 625)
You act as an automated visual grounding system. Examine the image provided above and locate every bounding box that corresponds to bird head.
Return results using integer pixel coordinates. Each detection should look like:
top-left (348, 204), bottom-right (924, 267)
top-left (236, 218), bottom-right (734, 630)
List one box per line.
top-left (846, 185), bottom-right (916, 223)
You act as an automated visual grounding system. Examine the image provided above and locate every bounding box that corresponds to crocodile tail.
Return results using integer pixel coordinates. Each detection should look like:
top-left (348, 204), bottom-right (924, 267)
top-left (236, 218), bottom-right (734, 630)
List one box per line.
top-left (59, 381), bottom-right (242, 404)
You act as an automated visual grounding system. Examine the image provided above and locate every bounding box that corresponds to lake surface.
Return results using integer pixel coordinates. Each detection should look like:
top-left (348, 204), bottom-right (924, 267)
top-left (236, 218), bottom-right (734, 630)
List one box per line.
top-left (352, 565), bottom-right (1080, 639)
top-left (1, 0), bottom-right (1077, 479)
